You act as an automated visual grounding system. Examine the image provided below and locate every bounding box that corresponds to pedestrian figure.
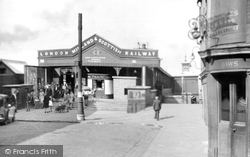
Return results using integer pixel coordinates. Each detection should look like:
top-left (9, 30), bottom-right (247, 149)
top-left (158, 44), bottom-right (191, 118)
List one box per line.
top-left (69, 91), bottom-right (75, 109)
top-left (49, 96), bottom-right (53, 112)
top-left (46, 84), bottom-right (53, 97)
top-left (43, 94), bottom-right (50, 113)
top-left (39, 89), bottom-right (45, 104)
top-left (92, 88), bottom-right (97, 102)
top-left (26, 91), bottom-right (32, 112)
top-left (10, 89), bottom-right (18, 113)
top-left (82, 89), bottom-right (89, 106)
top-left (153, 96), bottom-right (161, 121)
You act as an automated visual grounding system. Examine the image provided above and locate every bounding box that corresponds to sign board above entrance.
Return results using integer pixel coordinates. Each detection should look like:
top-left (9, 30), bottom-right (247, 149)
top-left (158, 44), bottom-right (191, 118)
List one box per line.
top-left (209, 58), bottom-right (247, 72)
top-left (38, 34), bottom-right (158, 59)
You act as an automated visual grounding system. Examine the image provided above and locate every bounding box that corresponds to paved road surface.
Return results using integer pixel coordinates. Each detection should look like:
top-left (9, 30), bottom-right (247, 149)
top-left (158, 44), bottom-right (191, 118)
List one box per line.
top-left (0, 102), bottom-right (208, 157)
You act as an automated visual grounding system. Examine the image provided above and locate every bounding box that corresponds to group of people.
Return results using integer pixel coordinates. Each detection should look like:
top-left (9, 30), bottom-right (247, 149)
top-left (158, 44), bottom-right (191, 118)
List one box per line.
top-left (25, 83), bottom-right (162, 121)
top-left (24, 82), bottom-right (99, 113)
top-left (24, 84), bottom-right (58, 113)
top-left (38, 85), bottom-right (75, 113)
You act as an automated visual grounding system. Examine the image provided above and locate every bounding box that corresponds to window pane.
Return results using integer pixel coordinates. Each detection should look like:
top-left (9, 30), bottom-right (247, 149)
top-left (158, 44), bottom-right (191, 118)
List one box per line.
top-left (236, 76), bottom-right (246, 122)
top-left (236, 97), bottom-right (246, 122)
top-left (221, 82), bottom-right (230, 121)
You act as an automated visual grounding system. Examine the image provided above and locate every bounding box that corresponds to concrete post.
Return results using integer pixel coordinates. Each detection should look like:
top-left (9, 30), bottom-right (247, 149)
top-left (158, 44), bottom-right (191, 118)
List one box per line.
top-left (142, 66), bottom-right (146, 86)
top-left (45, 68), bottom-right (47, 85)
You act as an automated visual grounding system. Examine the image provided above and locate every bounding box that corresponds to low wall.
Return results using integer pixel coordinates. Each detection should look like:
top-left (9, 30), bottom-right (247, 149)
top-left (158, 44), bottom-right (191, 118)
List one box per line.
top-left (112, 76), bottom-right (137, 102)
top-left (127, 86), bottom-right (156, 113)
top-left (163, 95), bottom-right (183, 104)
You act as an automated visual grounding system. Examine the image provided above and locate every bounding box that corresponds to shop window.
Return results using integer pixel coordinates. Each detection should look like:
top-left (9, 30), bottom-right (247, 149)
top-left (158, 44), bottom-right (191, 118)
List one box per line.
top-left (219, 73), bottom-right (246, 122)
top-left (96, 80), bottom-right (104, 89)
top-left (221, 81), bottom-right (230, 121)
top-left (235, 76), bottom-right (246, 122)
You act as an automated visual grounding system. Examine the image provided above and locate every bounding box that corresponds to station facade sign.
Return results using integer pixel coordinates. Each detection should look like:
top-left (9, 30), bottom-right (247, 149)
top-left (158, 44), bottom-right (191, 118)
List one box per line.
top-left (38, 34), bottom-right (158, 59)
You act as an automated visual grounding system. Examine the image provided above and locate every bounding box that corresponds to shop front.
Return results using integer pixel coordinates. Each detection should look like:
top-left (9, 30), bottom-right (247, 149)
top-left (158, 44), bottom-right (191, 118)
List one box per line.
top-left (200, 50), bottom-right (250, 157)
top-left (87, 73), bottom-right (113, 99)
top-left (195, 0), bottom-right (250, 156)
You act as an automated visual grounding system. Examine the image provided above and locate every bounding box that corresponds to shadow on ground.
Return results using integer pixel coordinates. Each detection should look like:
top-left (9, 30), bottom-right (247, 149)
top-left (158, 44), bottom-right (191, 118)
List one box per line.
top-left (0, 101), bottom-right (98, 145)
top-left (160, 116), bottom-right (174, 120)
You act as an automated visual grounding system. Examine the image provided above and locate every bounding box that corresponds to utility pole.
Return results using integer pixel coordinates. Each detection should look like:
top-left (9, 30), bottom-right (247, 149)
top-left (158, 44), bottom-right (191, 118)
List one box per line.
top-left (77, 13), bottom-right (85, 121)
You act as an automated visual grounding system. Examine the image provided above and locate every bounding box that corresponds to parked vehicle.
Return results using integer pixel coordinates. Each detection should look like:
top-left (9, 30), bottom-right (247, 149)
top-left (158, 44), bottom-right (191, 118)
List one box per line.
top-left (0, 94), bottom-right (16, 125)
top-left (82, 86), bottom-right (91, 95)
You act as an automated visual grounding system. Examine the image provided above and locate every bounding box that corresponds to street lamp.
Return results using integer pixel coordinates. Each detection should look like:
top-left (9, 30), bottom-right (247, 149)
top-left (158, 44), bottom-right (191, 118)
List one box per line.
top-left (77, 13), bottom-right (85, 121)
top-left (189, 46), bottom-right (201, 70)
top-left (188, 15), bottom-right (207, 45)
top-left (197, 0), bottom-right (202, 7)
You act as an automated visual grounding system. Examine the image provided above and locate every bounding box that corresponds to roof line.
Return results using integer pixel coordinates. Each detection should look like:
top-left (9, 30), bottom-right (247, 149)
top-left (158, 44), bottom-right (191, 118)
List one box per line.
top-left (0, 58), bottom-right (27, 64)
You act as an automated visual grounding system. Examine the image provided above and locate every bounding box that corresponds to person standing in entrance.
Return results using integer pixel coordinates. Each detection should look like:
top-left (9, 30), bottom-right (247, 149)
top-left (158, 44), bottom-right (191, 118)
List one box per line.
top-left (153, 96), bottom-right (161, 121)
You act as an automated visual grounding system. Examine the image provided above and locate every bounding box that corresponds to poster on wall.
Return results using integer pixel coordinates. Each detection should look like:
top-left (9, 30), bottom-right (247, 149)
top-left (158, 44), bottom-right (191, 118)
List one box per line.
top-left (25, 66), bottom-right (38, 94)
top-left (207, 0), bottom-right (246, 46)
top-left (128, 90), bottom-right (145, 100)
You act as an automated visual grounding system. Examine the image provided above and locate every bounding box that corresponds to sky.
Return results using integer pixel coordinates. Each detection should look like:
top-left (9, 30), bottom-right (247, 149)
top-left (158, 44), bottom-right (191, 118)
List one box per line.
top-left (0, 0), bottom-right (200, 76)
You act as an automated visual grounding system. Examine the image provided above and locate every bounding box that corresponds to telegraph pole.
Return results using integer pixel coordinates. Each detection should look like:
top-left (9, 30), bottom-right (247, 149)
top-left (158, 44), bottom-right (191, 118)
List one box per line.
top-left (77, 13), bottom-right (85, 121)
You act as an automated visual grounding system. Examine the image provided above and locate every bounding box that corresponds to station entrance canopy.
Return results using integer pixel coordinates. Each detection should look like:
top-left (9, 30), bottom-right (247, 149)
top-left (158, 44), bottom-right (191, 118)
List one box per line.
top-left (38, 34), bottom-right (160, 67)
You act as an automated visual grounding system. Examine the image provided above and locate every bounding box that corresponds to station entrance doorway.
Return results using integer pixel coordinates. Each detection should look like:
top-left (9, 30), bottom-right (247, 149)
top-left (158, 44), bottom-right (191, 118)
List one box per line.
top-left (216, 72), bottom-right (247, 157)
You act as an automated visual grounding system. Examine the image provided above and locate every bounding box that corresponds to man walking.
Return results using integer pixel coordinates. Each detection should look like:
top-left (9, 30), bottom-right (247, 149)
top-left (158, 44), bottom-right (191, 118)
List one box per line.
top-left (153, 96), bottom-right (161, 121)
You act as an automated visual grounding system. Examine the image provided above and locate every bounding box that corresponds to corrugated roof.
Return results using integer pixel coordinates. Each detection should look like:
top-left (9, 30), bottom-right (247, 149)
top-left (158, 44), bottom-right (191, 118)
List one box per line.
top-left (0, 59), bottom-right (27, 74)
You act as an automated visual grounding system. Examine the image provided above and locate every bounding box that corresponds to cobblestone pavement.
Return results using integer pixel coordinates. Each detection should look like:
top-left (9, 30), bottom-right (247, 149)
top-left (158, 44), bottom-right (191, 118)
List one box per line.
top-left (9, 101), bottom-right (208, 157)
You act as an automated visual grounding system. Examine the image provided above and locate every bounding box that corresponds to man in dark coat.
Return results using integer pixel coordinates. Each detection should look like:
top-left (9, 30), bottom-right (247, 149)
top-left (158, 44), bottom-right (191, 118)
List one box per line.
top-left (153, 96), bottom-right (161, 121)
top-left (43, 94), bottom-right (50, 113)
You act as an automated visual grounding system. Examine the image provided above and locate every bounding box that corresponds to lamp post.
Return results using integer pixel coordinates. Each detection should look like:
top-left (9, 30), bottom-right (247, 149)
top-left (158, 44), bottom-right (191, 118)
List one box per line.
top-left (77, 13), bottom-right (85, 121)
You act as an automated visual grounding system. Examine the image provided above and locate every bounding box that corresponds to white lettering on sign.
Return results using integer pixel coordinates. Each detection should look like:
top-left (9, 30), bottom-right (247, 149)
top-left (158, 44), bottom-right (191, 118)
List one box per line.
top-left (71, 36), bottom-right (122, 55)
top-left (85, 56), bottom-right (106, 63)
top-left (39, 35), bottom-right (157, 58)
top-left (221, 61), bottom-right (239, 67)
top-left (125, 51), bottom-right (156, 57)
top-left (98, 38), bottom-right (122, 54)
top-left (40, 51), bottom-right (69, 56)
